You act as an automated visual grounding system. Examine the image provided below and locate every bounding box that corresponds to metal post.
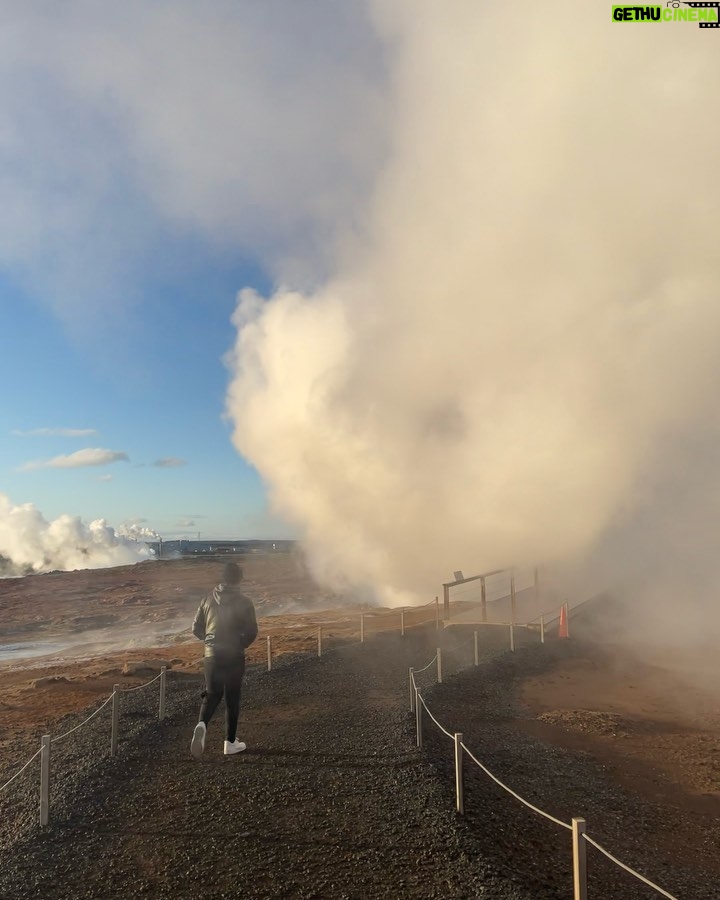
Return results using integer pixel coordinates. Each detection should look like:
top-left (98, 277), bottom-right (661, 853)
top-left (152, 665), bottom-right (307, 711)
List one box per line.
top-left (401, 608), bottom-right (405, 637)
top-left (435, 596), bottom-right (440, 630)
top-left (480, 576), bottom-right (487, 623)
top-left (267, 636), bottom-right (272, 671)
top-left (454, 733), bottom-right (464, 815)
top-left (318, 626), bottom-right (323, 658)
top-left (437, 647), bottom-right (443, 684)
top-left (474, 631), bottom-right (479, 666)
top-left (540, 615), bottom-right (545, 644)
top-left (360, 614), bottom-right (365, 644)
top-left (572, 818), bottom-right (588, 900)
top-left (509, 623), bottom-right (515, 652)
top-left (111, 685), bottom-right (120, 757)
top-left (159, 666), bottom-right (166, 722)
top-left (409, 667), bottom-right (415, 712)
top-left (415, 688), bottom-right (423, 748)
top-left (39, 734), bottom-right (51, 827)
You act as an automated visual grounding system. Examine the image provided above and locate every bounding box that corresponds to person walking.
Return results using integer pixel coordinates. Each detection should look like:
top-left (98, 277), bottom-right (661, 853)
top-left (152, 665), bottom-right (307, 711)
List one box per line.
top-left (190, 562), bottom-right (258, 758)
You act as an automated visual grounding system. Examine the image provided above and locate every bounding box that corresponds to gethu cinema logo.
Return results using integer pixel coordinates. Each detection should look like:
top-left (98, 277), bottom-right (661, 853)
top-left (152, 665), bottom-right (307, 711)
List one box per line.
top-left (612, 2), bottom-right (720, 25)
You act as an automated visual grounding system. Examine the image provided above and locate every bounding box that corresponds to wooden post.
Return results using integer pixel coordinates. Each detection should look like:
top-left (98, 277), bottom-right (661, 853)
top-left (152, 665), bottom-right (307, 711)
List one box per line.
top-left (534, 566), bottom-right (540, 616)
top-left (435, 596), bottom-right (440, 630)
top-left (267, 636), bottom-right (272, 671)
top-left (509, 623), bottom-right (515, 652)
top-left (443, 583), bottom-right (450, 621)
top-left (318, 626), bottom-right (323, 658)
top-left (454, 733), bottom-right (464, 815)
top-left (540, 615), bottom-right (545, 645)
top-left (510, 571), bottom-right (517, 625)
top-left (39, 735), bottom-right (51, 827)
top-left (474, 631), bottom-right (479, 666)
top-left (159, 666), bottom-right (166, 722)
top-left (437, 648), bottom-right (443, 684)
top-left (111, 685), bottom-right (120, 757)
top-left (415, 689), bottom-right (423, 748)
top-left (565, 602), bottom-right (571, 638)
top-left (360, 614), bottom-right (365, 644)
top-left (409, 667), bottom-right (415, 712)
top-left (480, 576), bottom-right (487, 623)
top-left (401, 608), bottom-right (405, 637)
top-left (572, 818), bottom-right (588, 900)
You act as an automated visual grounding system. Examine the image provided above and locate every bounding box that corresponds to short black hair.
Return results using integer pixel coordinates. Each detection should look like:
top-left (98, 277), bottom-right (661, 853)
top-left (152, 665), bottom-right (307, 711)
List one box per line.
top-left (222, 562), bottom-right (242, 585)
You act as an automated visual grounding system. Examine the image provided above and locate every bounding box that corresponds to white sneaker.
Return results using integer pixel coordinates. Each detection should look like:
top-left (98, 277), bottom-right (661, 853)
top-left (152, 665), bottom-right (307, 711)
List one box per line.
top-left (191, 722), bottom-right (207, 759)
top-left (223, 739), bottom-right (247, 756)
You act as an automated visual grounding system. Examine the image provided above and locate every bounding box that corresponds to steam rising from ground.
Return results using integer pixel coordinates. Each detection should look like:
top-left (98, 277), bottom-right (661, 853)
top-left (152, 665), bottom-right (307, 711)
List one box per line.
top-left (228, 0), bottom-right (720, 612)
top-left (0, 494), bottom-right (154, 576)
top-left (226, 2), bottom-right (720, 609)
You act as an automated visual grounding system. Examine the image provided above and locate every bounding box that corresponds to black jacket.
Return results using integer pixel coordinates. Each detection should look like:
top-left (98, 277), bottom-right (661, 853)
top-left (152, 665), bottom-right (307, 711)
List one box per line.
top-left (192, 584), bottom-right (258, 661)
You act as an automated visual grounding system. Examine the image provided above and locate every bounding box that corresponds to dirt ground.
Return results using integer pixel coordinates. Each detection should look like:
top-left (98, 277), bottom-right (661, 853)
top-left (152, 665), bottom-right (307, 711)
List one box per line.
top-left (516, 635), bottom-right (720, 818)
top-left (2, 554), bottom-right (720, 829)
top-left (0, 551), bottom-right (434, 755)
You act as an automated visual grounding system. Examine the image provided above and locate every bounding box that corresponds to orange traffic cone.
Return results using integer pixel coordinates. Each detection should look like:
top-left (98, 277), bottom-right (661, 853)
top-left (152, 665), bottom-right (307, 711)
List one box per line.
top-left (558, 603), bottom-right (569, 639)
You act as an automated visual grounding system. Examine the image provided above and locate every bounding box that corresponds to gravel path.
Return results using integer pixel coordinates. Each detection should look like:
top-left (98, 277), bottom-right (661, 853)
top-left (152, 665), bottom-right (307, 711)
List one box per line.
top-left (0, 628), bottom-right (716, 899)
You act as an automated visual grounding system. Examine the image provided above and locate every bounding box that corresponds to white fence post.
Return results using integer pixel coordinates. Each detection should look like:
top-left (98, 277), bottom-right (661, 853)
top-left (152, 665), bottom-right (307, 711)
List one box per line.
top-left (415, 689), bottom-right (423, 748)
top-left (509, 623), bottom-right (515, 653)
top-left (401, 608), bottom-right (405, 637)
top-left (360, 614), bottom-right (365, 644)
top-left (39, 734), bottom-right (51, 827)
top-left (437, 648), bottom-right (443, 684)
top-left (318, 626), bottom-right (323, 658)
top-left (540, 614), bottom-right (545, 644)
top-left (474, 631), bottom-right (479, 666)
top-left (111, 684), bottom-right (120, 757)
top-left (409, 667), bottom-right (415, 712)
top-left (454, 732), bottom-right (464, 815)
top-left (435, 596), bottom-right (440, 630)
top-left (267, 636), bottom-right (273, 671)
top-left (159, 666), bottom-right (166, 722)
top-left (572, 817), bottom-right (588, 900)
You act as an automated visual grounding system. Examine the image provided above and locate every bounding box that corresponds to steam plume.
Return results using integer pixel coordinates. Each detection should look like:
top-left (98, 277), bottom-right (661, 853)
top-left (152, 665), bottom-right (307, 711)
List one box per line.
top-left (226, 3), bottom-right (720, 603)
top-left (0, 493), bottom-right (154, 576)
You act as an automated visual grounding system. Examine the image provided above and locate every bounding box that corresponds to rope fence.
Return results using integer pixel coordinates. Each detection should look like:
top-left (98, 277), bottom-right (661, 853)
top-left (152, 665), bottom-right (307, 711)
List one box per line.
top-left (0, 596), bottom-right (685, 898)
top-left (409, 644), bottom-right (682, 900)
top-left (1, 665), bottom-right (169, 826)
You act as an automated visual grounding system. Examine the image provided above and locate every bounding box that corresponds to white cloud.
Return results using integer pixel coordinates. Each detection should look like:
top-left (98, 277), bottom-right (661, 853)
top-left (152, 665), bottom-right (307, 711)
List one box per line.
top-left (153, 457), bottom-right (186, 468)
top-left (20, 448), bottom-right (129, 471)
top-left (12, 427), bottom-right (98, 437)
top-left (0, 2), bottom-right (387, 322)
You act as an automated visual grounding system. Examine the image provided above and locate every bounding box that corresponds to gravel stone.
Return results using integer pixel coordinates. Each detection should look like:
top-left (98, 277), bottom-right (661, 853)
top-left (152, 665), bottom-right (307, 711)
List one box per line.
top-left (0, 627), bottom-right (715, 898)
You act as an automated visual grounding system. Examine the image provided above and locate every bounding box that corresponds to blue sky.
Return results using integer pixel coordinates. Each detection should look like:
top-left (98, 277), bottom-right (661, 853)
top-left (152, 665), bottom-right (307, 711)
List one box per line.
top-left (2, 253), bottom-right (280, 538)
top-left (0, 1), bottom-right (385, 541)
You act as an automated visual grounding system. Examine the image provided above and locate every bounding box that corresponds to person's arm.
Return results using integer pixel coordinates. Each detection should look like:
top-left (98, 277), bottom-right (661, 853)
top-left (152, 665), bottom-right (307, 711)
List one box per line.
top-left (242, 598), bottom-right (258, 648)
top-left (192, 601), bottom-right (206, 641)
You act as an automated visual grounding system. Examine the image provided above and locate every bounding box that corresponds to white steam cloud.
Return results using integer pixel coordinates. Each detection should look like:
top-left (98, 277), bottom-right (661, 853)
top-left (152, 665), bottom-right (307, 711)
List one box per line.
top-left (117, 521), bottom-right (160, 541)
top-left (226, 3), bottom-right (720, 608)
top-left (0, 494), bottom-right (154, 576)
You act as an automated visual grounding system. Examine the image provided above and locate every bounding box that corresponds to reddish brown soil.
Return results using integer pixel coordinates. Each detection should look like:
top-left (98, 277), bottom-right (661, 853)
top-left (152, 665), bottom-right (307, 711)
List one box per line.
top-left (516, 639), bottom-right (720, 818)
top-left (0, 552), bottom-right (433, 753)
top-left (4, 554), bottom-right (720, 832)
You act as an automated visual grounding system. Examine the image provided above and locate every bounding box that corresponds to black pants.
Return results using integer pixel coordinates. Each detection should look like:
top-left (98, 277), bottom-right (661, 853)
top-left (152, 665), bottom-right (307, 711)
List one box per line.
top-left (199, 656), bottom-right (245, 742)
